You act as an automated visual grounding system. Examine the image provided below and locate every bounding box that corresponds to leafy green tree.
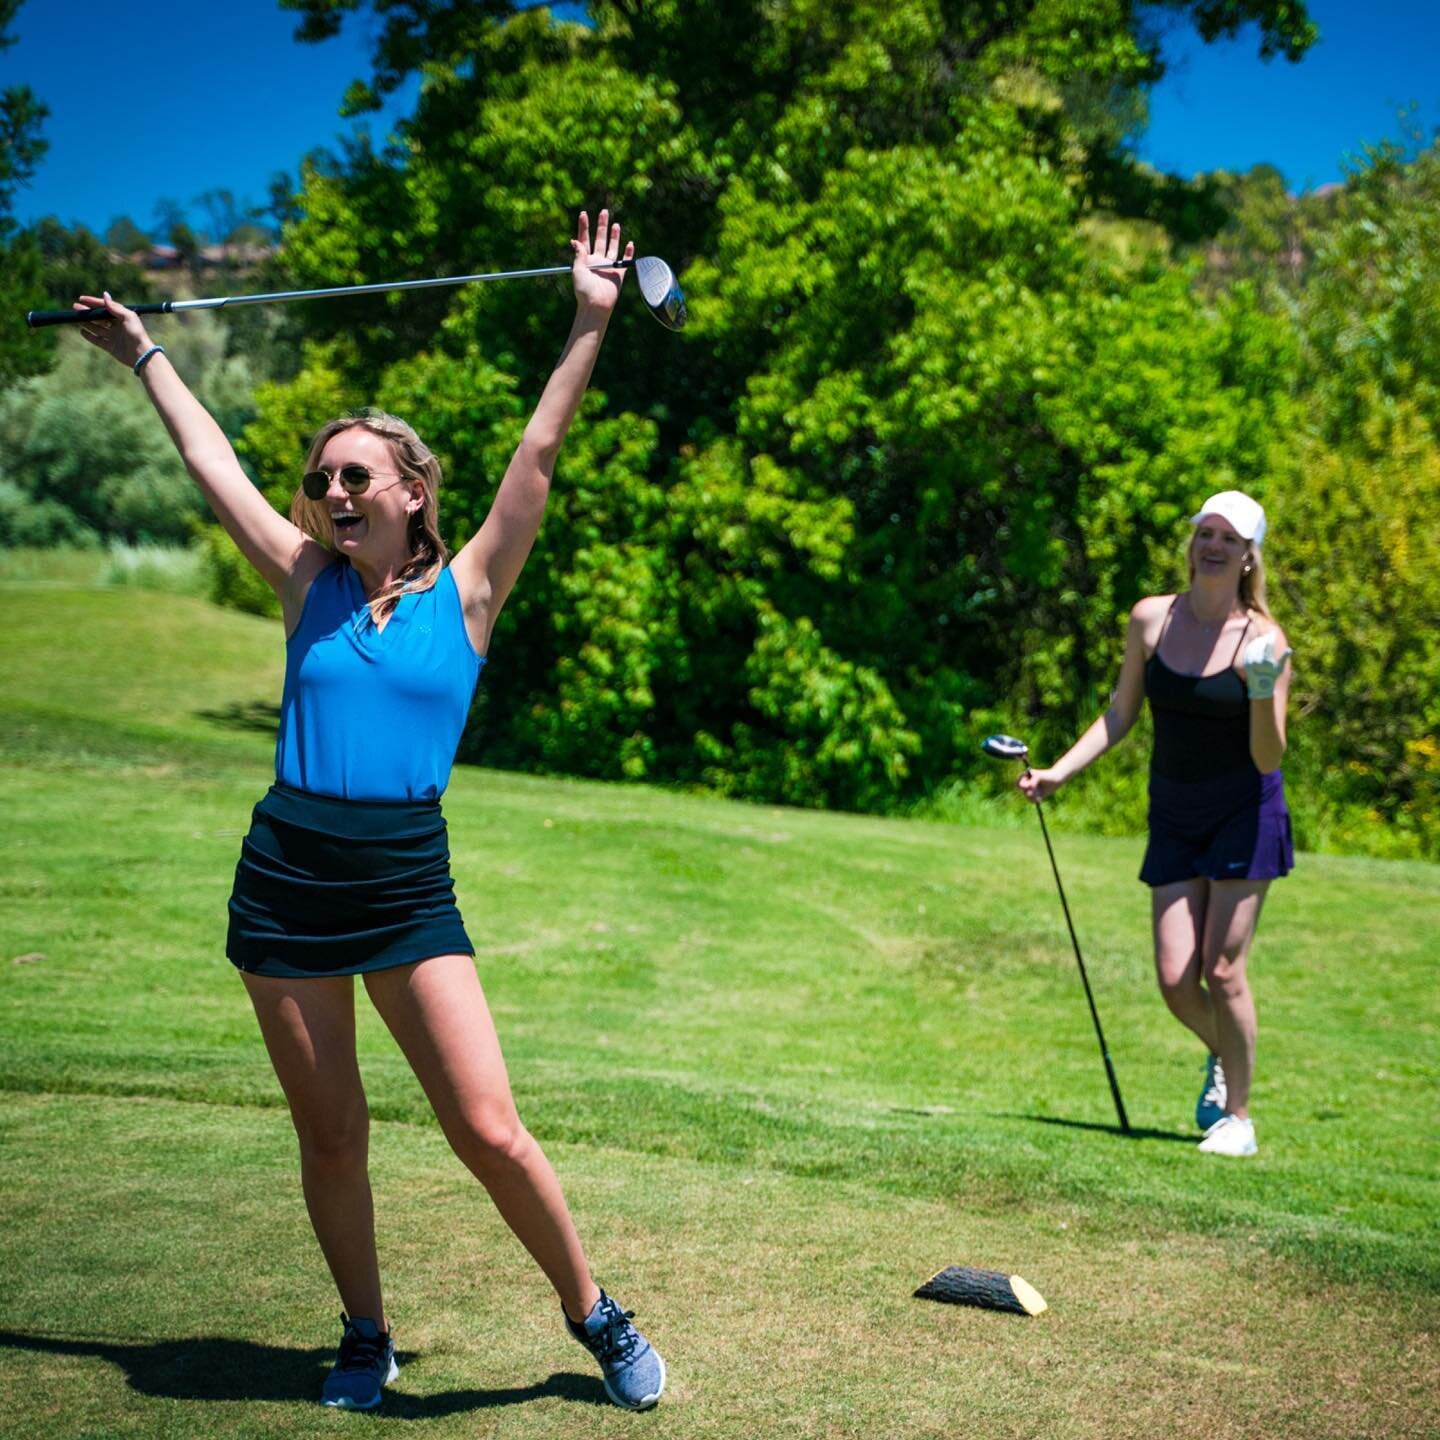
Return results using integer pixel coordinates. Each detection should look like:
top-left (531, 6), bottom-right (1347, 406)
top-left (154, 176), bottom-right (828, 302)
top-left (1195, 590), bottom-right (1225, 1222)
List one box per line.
top-left (0, 0), bottom-right (46, 217)
top-left (0, 313), bottom-right (264, 547)
top-left (241, 0), bottom-right (1321, 815)
top-left (1271, 395), bottom-right (1440, 857)
top-left (0, 0), bottom-right (49, 385)
top-left (1249, 138), bottom-right (1440, 857)
top-left (0, 228), bottom-right (44, 386)
top-left (1148, 0), bottom-right (1316, 58)
top-left (104, 215), bottom-right (151, 254)
top-left (1296, 141), bottom-right (1440, 442)
top-left (0, 339), bottom-right (199, 545)
top-left (27, 216), bottom-right (149, 309)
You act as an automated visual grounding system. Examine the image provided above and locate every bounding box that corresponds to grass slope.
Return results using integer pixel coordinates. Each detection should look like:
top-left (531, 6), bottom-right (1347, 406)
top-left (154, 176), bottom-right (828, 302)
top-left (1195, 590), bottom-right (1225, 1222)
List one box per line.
top-left (1, 582), bottom-right (1436, 1438)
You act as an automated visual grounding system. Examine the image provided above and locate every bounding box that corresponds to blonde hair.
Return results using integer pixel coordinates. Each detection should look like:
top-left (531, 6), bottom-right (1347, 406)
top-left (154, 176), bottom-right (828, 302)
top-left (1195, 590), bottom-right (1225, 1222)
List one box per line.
top-left (1184, 531), bottom-right (1273, 621)
top-left (290, 410), bottom-right (450, 626)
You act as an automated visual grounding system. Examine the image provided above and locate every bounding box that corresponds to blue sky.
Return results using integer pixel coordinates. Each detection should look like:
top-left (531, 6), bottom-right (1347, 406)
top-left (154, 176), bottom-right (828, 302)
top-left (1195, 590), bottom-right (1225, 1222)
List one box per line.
top-left (2, 0), bottom-right (1437, 237)
top-left (1138, 0), bottom-right (1440, 186)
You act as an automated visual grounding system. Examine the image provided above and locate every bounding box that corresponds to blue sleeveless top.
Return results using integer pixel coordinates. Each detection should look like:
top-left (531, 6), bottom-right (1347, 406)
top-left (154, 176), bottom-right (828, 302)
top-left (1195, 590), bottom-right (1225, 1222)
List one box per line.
top-left (275, 561), bottom-right (486, 801)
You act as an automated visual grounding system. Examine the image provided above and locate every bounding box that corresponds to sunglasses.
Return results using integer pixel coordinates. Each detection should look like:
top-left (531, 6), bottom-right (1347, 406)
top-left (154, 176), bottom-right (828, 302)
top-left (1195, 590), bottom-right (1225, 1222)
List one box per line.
top-left (301, 464), bottom-right (402, 501)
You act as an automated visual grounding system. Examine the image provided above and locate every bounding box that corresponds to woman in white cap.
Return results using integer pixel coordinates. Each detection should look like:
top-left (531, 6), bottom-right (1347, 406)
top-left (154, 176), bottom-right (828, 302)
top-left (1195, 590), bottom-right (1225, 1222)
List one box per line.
top-left (1019, 491), bottom-right (1292, 1156)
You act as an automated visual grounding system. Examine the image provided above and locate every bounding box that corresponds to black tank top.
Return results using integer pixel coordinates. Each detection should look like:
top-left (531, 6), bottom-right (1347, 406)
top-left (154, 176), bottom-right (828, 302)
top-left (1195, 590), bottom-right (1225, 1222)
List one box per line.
top-left (1144, 598), bottom-right (1253, 782)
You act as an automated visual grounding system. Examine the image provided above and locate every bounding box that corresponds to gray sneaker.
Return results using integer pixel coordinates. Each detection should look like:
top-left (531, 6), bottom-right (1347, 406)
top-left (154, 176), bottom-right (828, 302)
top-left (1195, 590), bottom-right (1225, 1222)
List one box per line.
top-left (565, 1290), bottom-right (666, 1410)
top-left (320, 1313), bottom-right (399, 1410)
top-left (1196, 1053), bottom-right (1227, 1131)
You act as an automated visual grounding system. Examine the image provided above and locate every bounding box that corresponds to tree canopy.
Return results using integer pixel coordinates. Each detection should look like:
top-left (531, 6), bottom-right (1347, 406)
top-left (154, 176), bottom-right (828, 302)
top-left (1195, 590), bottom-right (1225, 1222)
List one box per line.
top-left (13, 1), bottom-right (1438, 857)
top-left (0, 0), bottom-right (48, 386)
top-left (244, 1), bottom-right (1330, 810)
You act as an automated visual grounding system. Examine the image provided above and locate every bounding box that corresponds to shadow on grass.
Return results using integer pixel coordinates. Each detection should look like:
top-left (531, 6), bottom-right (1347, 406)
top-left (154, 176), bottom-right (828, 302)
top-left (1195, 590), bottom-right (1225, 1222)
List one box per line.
top-left (1001, 1113), bottom-right (1195, 1144)
top-left (0, 1329), bottom-right (607, 1414)
top-left (195, 700), bottom-right (281, 736)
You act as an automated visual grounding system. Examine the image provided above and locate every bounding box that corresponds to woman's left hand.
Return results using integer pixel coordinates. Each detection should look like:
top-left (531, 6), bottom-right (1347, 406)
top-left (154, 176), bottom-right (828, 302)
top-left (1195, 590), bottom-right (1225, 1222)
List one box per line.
top-left (1243, 632), bottom-right (1293, 700)
top-left (570, 208), bottom-right (633, 315)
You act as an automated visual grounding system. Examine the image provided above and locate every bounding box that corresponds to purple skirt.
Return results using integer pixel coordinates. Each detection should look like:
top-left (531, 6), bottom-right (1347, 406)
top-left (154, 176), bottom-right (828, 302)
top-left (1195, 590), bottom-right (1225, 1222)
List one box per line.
top-left (1140, 767), bottom-right (1294, 888)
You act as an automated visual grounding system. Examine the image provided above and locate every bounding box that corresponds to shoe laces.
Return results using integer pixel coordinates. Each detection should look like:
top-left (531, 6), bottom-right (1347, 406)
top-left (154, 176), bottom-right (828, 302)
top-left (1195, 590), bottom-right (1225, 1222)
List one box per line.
top-left (338, 1315), bottom-right (389, 1373)
top-left (591, 1298), bottom-right (642, 1365)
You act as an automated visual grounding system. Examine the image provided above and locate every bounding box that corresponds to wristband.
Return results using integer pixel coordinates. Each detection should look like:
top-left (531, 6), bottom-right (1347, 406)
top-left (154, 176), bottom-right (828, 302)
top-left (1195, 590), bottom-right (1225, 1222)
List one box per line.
top-left (133, 344), bottom-right (165, 375)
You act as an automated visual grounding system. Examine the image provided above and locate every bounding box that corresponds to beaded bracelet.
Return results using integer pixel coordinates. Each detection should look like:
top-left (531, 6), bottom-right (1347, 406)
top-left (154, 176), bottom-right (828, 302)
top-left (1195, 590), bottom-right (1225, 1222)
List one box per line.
top-left (133, 344), bottom-right (166, 375)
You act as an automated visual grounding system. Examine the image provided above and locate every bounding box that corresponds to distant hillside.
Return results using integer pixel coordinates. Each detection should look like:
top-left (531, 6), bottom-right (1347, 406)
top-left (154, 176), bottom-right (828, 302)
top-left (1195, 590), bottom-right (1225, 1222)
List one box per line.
top-left (0, 584), bottom-right (283, 752)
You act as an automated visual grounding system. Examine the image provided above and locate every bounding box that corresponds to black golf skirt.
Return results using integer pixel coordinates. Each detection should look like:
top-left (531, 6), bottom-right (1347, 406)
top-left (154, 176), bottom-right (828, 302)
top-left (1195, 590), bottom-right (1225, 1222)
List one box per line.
top-left (226, 783), bottom-right (474, 979)
top-left (1140, 766), bottom-right (1294, 889)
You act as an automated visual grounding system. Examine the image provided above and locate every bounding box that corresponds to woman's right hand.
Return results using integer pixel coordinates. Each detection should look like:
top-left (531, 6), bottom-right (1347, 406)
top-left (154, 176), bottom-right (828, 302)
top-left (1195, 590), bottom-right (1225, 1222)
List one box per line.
top-left (76, 291), bottom-right (153, 368)
top-left (1018, 766), bottom-right (1063, 803)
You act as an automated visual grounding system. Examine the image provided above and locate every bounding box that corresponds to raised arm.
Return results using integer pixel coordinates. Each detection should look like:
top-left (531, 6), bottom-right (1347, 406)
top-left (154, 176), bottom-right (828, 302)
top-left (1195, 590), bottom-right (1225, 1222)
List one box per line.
top-left (1017, 597), bottom-right (1162, 802)
top-left (1243, 623), bottom-right (1291, 774)
top-left (449, 210), bottom-right (633, 655)
top-left (76, 292), bottom-right (325, 611)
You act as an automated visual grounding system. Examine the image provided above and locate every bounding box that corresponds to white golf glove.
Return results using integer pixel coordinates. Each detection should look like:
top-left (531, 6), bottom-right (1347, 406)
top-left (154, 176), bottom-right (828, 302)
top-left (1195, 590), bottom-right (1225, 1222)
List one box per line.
top-left (1243, 632), bottom-right (1292, 700)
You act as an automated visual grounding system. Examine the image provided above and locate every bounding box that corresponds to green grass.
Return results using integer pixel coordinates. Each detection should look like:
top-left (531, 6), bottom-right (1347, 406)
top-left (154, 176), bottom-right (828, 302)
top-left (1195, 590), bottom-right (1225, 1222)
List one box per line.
top-left (1, 582), bottom-right (1436, 1438)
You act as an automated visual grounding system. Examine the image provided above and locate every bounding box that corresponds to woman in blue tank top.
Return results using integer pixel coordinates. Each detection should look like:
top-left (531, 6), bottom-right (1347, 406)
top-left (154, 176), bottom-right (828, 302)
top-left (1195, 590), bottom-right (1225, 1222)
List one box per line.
top-left (1018, 491), bottom-right (1293, 1159)
top-left (75, 211), bottom-right (665, 1412)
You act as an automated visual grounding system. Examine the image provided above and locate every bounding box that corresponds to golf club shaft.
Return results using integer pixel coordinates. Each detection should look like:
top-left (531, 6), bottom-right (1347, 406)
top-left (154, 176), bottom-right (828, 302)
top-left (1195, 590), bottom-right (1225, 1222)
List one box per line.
top-left (26, 257), bottom-right (640, 329)
top-left (1028, 787), bottom-right (1131, 1133)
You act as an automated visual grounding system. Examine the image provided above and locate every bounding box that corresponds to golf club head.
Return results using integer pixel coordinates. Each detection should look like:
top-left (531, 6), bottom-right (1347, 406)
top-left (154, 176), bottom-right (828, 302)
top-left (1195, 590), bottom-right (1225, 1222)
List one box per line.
top-left (634, 254), bottom-right (687, 331)
top-left (981, 733), bottom-right (1030, 763)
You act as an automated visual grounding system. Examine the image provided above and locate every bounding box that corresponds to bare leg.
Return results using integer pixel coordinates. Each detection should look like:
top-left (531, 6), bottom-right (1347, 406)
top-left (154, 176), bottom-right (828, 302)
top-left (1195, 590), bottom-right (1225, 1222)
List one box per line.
top-left (241, 971), bottom-right (385, 1326)
top-left (1200, 880), bottom-right (1269, 1118)
top-left (364, 954), bottom-right (600, 1324)
top-left (1151, 878), bottom-right (1219, 1052)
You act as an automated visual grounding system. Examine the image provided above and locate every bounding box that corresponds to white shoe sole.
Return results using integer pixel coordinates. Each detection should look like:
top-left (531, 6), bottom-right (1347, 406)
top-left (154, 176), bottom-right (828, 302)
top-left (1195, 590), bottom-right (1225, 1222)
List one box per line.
top-left (604, 1353), bottom-right (666, 1411)
top-left (568, 1326), bottom-right (666, 1409)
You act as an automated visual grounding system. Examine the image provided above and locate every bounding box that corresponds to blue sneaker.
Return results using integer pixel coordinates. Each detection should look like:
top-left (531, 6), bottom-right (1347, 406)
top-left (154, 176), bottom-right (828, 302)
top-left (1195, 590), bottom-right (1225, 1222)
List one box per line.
top-left (1196, 1054), bottom-right (1227, 1131)
top-left (320, 1313), bottom-right (399, 1410)
top-left (565, 1290), bottom-right (666, 1410)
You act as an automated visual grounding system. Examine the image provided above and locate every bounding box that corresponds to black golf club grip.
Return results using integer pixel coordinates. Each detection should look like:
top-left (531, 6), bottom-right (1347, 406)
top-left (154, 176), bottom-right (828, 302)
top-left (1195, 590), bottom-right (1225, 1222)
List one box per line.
top-left (26, 301), bottom-right (173, 329)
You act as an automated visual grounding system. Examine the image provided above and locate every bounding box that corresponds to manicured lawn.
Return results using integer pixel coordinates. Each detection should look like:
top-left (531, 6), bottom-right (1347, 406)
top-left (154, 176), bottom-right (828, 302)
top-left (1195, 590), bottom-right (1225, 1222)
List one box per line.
top-left (1, 585), bottom-right (1435, 1437)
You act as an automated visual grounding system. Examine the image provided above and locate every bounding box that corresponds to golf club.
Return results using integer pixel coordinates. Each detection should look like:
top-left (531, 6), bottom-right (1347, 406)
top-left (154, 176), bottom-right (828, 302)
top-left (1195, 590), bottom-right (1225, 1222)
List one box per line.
top-left (981, 733), bottom-right (1131, 1133)
top-left (25, 253), bottom-right (687, 332)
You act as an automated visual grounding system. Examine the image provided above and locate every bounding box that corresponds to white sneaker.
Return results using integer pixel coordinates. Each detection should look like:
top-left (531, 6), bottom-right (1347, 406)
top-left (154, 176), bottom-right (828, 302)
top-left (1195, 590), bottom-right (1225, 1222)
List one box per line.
top-left (1197, 1114), bottom-right (1257, 1157)
top-left (1196, 1054), bottom-right (1227, 1131)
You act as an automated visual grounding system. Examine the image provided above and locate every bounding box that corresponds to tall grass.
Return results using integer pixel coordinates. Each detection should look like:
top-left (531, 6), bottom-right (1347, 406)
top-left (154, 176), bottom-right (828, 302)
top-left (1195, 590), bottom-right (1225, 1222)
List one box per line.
top-left (97, 542), bottom-right (208, 597)
top-left (0, 543), bottom-right (207, 597)
top-left (0, 546), bottom-right (106, 584)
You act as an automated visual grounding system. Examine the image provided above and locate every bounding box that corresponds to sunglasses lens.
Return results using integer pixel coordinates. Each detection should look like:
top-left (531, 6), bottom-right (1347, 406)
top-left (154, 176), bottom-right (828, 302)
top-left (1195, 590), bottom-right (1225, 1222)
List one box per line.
top-left (301, 465), bottom-right (373, 499)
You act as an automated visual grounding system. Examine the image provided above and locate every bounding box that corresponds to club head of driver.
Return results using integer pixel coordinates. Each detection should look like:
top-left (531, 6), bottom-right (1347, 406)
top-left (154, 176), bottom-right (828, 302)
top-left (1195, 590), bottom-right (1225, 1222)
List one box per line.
top-left (634, 254), bottom-right (687, 331)
top-left (981, 733), bottom-right (1030, 762)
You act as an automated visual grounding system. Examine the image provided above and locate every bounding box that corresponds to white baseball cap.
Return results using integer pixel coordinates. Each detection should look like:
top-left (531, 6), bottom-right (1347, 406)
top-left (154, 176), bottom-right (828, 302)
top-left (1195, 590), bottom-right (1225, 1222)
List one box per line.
top-left (1190, 489), bottom-right (1266, 547)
